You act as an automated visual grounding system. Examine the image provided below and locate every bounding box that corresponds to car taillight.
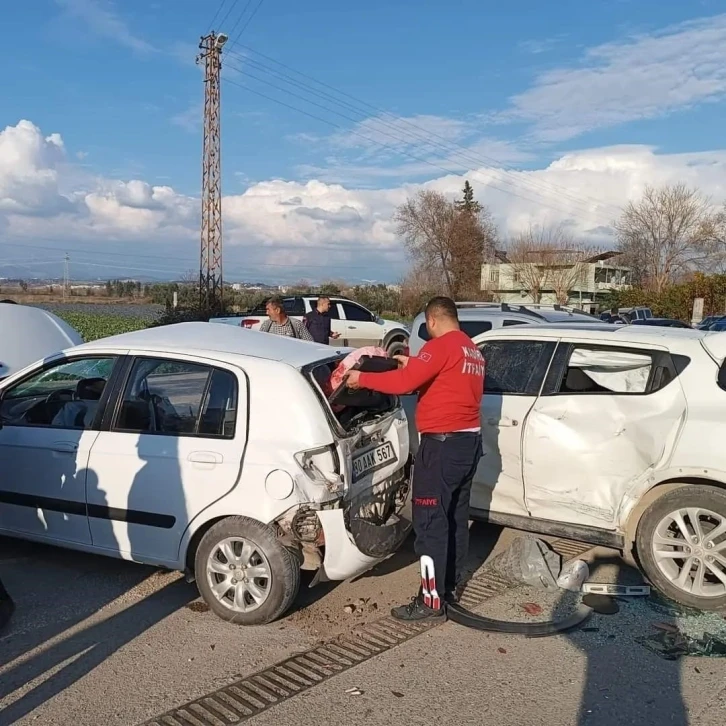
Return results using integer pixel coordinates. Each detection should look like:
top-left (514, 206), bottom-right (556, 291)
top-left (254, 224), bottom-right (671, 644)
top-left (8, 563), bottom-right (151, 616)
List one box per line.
top-left (241, 318), bottom-right (260, 328)
top-left (294, 445), bottom-right (343, 493)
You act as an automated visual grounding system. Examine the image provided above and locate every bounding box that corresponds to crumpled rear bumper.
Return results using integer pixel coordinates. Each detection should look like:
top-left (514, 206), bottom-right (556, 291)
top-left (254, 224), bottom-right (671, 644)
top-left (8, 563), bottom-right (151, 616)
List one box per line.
top-left (314, 482), bottom-right (412, 583)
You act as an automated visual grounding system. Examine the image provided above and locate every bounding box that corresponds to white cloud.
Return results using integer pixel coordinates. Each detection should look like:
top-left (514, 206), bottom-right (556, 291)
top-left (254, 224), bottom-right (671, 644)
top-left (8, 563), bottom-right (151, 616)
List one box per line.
top-left (6, 120), bottom-right (726, 281)
top-left (501, 14), bottom-right (726, 141)
top-left (54, 0), bottom-right (154, 55)
top-left (306, 114), bottom-right (533, 184)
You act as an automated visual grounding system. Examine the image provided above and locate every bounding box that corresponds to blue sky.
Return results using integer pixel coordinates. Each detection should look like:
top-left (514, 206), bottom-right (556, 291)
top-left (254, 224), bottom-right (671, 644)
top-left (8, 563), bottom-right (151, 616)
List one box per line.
top-left (2, 0), bottom-right (726, 282)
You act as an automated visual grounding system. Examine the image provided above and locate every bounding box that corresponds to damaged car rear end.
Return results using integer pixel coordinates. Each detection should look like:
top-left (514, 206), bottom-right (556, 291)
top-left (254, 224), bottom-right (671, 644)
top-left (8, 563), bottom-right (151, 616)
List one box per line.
top-left (192, 342), bottom-right (411, 625)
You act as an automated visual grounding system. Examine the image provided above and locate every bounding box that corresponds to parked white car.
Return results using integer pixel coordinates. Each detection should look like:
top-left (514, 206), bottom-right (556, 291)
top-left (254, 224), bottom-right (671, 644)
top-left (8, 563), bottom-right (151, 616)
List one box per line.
top-left (405, 323), bottom-right (726, 611)
top-left (408, 302), bottom-right (607, 356)
top-left (0, 302), bottom-right (83, 379)
top-left (211, 296), bottom-right (410, 356)
top-left (0, 323), bottom-right (411, 624)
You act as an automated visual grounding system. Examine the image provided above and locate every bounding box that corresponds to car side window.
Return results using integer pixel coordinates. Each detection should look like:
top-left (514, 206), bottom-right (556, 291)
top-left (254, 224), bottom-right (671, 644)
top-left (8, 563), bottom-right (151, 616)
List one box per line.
top-left (419, 320), bottom-right (493, 343)
top-left (0, 357), bottom-right (116, 429)
top-left (478, 340), bottom-right (556, 395)
top-left (342, 302), bottom-right (374, 322)
top-left (503, 319), bottom-right (525, 327)
top-left (114, 358), bottom-right (238, 438)
top-left (549, 345), bottom-right (660, 395)
top-left (309, 299), bottom-right (340, 319)
top-left (285, 298), bottom-right (306, 316)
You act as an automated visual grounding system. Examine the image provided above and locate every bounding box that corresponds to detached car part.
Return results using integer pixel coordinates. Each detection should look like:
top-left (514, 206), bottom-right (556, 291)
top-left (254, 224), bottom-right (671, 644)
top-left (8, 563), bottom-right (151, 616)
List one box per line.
top-left (446, 601), bottom-right (593, 637)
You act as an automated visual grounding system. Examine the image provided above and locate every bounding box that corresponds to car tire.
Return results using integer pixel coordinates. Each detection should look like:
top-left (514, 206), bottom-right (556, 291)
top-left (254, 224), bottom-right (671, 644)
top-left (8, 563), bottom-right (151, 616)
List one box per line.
top-left (386, 337), bottom-right (408, 357)
top-left (636, 485), bottom-right (726, 611)
top-left (195, 516), bottom-right (301, 625)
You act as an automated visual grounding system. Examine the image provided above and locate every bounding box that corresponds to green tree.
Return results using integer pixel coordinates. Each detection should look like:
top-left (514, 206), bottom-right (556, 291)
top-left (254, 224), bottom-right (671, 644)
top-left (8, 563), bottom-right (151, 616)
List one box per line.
top-left (455, 180), bottom-right (481, 215)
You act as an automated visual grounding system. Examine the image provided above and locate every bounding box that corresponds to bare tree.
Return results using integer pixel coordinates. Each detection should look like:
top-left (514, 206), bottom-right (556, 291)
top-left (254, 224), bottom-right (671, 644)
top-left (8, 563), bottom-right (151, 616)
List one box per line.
top-left (395, 190), bottom-right (457, 297)
top-left (506, 226), bottom-right (558, 303)
top-left (545, 246), bottom-right (598, 305)
top-left (399, 262), bottom-right (445, 317)
top-left (395, 187), bottom-right (498, 300)
top-left (700, 205), bottom-right (726, 274)
top-left (615, 184), bottom-right (715, 293)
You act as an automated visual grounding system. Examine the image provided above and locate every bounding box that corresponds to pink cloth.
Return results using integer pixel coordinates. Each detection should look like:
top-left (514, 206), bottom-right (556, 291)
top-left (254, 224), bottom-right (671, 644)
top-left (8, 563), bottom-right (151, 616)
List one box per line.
top-left (327, 347), bottom-right (388, 408)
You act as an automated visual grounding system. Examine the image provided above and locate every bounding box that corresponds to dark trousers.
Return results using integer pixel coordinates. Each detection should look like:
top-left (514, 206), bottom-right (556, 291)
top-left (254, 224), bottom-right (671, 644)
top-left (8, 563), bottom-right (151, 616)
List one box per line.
top-left (412, 432), bottom-right (483, 600)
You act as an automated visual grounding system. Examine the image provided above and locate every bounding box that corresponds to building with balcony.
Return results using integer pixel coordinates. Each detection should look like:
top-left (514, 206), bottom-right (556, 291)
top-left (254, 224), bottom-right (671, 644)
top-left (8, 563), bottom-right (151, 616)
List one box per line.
top-left (480, 250), bottom-right (631, 313)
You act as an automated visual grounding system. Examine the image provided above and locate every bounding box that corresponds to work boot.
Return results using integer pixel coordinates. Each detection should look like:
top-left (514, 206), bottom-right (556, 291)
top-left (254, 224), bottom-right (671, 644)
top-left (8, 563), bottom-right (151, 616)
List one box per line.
top-left (391, 595), bottom-right (446, 623)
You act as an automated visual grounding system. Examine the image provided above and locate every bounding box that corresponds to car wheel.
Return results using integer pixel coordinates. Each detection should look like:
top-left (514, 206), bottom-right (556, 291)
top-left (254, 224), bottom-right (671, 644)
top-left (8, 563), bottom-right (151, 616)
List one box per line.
top-left (195, 516), bottom-right (300, 625)
top-left (386, 337), bottom-right (408, 357)
top-left (636, 485), bottom-right (726, 611)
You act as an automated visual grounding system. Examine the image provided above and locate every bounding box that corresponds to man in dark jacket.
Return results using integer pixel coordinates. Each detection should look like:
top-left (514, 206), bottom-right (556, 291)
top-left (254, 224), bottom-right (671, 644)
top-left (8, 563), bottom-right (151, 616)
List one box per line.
top-left (304, 296), bottom-right (341, 345)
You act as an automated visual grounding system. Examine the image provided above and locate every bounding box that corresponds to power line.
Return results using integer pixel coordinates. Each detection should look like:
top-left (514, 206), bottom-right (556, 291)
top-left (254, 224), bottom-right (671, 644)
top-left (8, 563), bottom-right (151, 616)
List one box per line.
top-left (223, 57), bottom-right (612, 223)
top-left (226, 0), bottom-right (266, 53)
top-left (0, 253), bottom-right (407, 275)
top-left (217, 0), bottom-right (242, 34)
top-left (221, 70), bottom-right (617, 229)
top-left (225, 0), bottom-right (254, 41)
top-left (224, 45), bottom-right (623, 220)
top-left (0, 239), bottom-right (405, 263)
top-left (207, 0), bottom-right (232, 33)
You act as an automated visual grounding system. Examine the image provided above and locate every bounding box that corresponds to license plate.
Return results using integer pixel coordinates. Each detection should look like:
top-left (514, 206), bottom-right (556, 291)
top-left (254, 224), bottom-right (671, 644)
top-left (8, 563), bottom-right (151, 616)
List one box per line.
top-left (352, 442), bottom-right (397, 482)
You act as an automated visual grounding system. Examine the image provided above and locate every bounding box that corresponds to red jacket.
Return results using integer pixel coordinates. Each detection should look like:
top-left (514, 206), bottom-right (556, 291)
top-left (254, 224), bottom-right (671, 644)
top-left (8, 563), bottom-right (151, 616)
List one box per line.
top-left (358, 329), bottom-right (484, 433)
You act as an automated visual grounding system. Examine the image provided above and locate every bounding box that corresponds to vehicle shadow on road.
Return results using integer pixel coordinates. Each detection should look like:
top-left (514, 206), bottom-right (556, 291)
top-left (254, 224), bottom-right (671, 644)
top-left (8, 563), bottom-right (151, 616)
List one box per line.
top-left (562, 553), bottom-right (687, 726)
top-left (0, 578), bottom-right (195, 724)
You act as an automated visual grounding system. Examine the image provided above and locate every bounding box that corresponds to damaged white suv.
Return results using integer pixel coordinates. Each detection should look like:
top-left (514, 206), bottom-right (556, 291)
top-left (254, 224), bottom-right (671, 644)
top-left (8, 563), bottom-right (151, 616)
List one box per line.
top-left (455, 324), bottom-right (726, 611)
top-left (0, 323), bottom-right (410, 624)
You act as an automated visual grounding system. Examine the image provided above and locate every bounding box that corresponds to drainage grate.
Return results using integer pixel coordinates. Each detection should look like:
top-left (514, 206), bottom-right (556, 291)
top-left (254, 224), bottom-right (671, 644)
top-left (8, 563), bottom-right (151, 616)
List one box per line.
top-left (141, 537), bottom-right (593, 726)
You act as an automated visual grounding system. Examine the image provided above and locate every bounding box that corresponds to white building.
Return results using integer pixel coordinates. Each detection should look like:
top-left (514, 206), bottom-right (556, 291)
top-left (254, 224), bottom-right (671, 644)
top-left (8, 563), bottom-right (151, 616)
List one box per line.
top-left (480, 251), bottom-right (631, 313)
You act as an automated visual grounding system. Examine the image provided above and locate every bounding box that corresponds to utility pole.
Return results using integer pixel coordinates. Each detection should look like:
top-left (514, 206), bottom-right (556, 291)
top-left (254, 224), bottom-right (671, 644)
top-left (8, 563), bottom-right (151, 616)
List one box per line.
top-left (63, 253), bottom-right (70, 301)
top-left (197, 31), bottom-right (228, 314)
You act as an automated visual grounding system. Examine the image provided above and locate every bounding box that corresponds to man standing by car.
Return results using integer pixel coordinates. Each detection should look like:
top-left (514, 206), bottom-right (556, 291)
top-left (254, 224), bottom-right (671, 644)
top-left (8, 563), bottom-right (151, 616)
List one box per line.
top-left (345, 296), bottom-right (484, 622)
top-left (260, 297), bottom-right (314, 341)
top-left (304, 296), bottom-right (341, 345)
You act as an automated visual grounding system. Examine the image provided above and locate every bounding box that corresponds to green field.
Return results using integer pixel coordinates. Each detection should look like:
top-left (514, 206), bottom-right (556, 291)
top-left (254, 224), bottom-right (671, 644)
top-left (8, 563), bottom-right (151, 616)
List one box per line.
top-left (54, 311), bottom-right (149, 342)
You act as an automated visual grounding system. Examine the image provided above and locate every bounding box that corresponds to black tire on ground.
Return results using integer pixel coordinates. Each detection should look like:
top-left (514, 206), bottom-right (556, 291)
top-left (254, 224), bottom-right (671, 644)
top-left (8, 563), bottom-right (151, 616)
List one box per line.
top-left (195, 516), bottom-right (301, 625)
top-left (386, 338), bottom-right (408, 356)
top-left (636, 484), bottom-right (726, 612)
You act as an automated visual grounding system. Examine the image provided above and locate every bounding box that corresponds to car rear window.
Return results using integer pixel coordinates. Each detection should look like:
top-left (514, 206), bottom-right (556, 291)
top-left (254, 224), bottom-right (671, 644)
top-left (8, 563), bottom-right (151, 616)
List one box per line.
top-left (250, 298), bottom-right (305, 316)
top-left (417, 320), bottom-right (492, 342)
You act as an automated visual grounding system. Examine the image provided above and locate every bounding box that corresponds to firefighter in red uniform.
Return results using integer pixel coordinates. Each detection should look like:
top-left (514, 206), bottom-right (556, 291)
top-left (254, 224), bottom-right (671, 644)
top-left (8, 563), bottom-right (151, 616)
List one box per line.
top-left (346, 296), bottom-right (484, 622)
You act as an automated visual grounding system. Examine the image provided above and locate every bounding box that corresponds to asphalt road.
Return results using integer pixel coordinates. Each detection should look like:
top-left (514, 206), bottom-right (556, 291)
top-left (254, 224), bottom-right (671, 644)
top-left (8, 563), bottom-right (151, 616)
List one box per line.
top-left (1, 530), bottom-right (725, 726)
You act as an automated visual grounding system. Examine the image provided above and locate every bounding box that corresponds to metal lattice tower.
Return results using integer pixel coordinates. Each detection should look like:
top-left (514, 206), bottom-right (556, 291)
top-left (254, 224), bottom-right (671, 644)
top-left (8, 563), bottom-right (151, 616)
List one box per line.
top-left (197, 31), bottom-right (227, 313)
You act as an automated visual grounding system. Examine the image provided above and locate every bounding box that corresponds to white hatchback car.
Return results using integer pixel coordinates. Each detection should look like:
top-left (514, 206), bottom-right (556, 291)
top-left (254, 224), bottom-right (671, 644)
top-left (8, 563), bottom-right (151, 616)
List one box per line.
top-left (0, 302), bottom-right (83, 379)
top-left (0, 323), bottom-right (411, 624)
top-left (405, 323), bottom-right (726, 611)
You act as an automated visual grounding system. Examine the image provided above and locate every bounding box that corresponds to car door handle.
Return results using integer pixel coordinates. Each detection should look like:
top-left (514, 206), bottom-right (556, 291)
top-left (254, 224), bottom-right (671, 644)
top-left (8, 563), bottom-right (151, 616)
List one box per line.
top-left (188, 452), bottom-right (223, 464)
top-left (486, 418), bottom-right (518, 427)
top-left (52, 442), bottom-right (78, 453)
top-left (347, 325), bottom-right (357, 329)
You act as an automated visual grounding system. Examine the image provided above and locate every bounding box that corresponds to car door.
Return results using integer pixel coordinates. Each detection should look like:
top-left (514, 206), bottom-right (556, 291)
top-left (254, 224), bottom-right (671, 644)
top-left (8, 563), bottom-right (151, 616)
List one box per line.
top-left (522, 342), bottom-right (687, 530)
top-left (86, 354), bottom-right (248, 565)
top-left (340, 302), bottom-right (381, 348)
top-left (0, 355), bottom-right (120, 545)
top-left (471, 337), bottom-right (556, 518)
top-left (308, 298), bottom-right (346, 348)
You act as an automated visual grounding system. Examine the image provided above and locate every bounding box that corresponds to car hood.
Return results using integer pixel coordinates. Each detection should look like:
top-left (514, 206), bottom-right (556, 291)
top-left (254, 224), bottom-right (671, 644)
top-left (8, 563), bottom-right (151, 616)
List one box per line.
top-left (0, 306), bottom-right (83, 378)
top-left (379, 318), bottom-right (409, 332)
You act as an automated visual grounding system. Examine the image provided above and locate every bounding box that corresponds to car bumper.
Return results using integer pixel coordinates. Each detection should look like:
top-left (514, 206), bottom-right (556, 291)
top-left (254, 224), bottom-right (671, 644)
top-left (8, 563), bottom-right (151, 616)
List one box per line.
top-left (314, 480), bottom-right (412, 582)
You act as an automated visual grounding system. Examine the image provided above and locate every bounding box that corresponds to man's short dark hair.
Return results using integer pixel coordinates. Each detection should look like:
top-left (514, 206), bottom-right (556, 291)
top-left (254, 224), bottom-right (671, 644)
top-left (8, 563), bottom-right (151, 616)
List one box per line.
top-left (425, 296), bottom-right (458, 321)
top-left (317, 295), bottom-right (330, 302)
top-left (267, 296), bottom-right (284, 310)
